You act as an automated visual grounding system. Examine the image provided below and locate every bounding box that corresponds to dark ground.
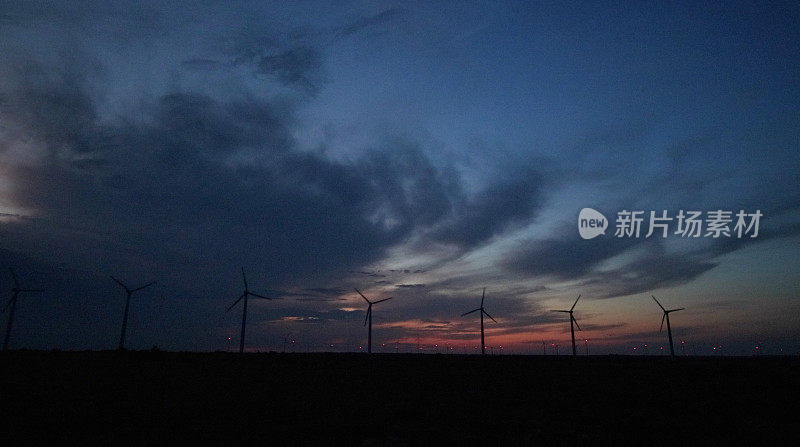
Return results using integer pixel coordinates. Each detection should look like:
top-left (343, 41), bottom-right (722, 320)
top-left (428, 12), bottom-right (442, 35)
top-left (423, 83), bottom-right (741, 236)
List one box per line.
top-left (0, 351), bottom-right (797, 445)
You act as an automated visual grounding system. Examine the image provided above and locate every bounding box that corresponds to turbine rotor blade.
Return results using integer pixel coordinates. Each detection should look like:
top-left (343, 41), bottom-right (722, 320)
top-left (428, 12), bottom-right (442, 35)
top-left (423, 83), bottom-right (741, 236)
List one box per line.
top-left (227, 294), bottom-right (245, 312)
top-left (668, 308), bottom-right (685, 313)
top-left (241, 267), bottom-right (248, 291)
top-left (660, 313), bottom-right (666, 332)
top-left (551, 310), bottom-right (570, 313)
top-left (461, 308), bottom-right (481, 317)
top-left (483, 310), bottom-right (497, 323)
top-left (248, 292), bottom-right (272, 300)
top-left (372, 297), bottom-right (392, 304)
top-left (571, 294), bottom-right (581, 311)
top-left (481, 288), bottom-right (485, 307)
top-left (364, 306), bottom-right (371, 326)
top-left (110, 275), bottom-right (127, 290)
top-left (651, 295), bottom-right (666, 311)
top-left (572, 315), bottom-right (582, 331)
top-left (354, 288), bottom-right (371, 304)
top-left (9, 268), bottom-right (19, 288)
top-left (131, 281), bottom-right (155, 293)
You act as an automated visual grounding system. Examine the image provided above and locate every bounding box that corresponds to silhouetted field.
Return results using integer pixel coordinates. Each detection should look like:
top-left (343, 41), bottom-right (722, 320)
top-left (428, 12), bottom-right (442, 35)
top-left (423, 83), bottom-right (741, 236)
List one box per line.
top-left (1, 351), bottom-right (797, 445)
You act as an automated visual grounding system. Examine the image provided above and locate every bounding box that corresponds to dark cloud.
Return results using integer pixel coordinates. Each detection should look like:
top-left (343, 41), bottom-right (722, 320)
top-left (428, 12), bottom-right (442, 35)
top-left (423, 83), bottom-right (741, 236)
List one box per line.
top-left (503, 234), bottom-right (719, 299)
top-left (581, 255), bottom-right (716, 299)
top-left (589, 219), bottom-right (800, 297)
top-left (349, 270), bottom-right (387, 278)
top-left (335, 8), bottom-right (402, 39)
top-left (430, 168), bottom-right (544, 247)
top-left (703, 220), bottom-right (800, 258)
top-left (271, 288), bottom-right (349, 302)
top-left (355, 138), bottom-right (460, 233)
top-left (502, 229), bottom-right (640, 280)
top-left (0, 6), bottom-right (550, 306)
top-left (180, 58), bottom-right (225, 71)
top-left (0, 74), bottom-right (409, 290)
top-left (234, 44), bottom-right (322, 93)
top-left (293, 297), bottom-right (346, 302)
top-left (0, 30), bottom-right (545, 298)
top-left (302, 287), bottom-right (346, 296)
top-left (501, 209), bottom-right (800, 299)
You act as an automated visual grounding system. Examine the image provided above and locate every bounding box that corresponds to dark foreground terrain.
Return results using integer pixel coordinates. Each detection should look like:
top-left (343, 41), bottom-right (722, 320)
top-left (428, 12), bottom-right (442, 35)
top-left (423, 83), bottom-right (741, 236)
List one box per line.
top-left (1, 351), bottom-right (797, 445)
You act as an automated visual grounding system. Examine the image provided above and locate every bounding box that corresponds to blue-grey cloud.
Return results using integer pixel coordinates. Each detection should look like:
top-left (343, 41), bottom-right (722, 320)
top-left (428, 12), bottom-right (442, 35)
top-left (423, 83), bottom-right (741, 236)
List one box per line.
top-left (0, 4), bottom-right (551, 304)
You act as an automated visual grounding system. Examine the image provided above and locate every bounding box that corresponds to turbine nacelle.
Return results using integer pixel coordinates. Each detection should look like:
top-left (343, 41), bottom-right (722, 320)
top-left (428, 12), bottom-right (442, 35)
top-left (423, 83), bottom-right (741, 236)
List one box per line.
top-left (461, 288), bottom-right (497, 322)
top-left (111, 275), bottom-right (155, 295)
top-left (354, 288), bottom-right (391, 326)
top-left (551, 294), bottom-right (582, 331)
top-left (652, 295), bottom-right (684, 332)
top-left (227, 267), bottom-right (272, 312)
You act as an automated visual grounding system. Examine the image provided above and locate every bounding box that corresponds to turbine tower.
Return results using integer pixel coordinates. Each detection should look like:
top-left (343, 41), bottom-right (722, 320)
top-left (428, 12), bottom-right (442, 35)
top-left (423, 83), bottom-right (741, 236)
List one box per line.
top-left (354, 288), bottom-right (391, 354)
top-left (111, 276), bottom-right (155, 350)
top-left (461, 288), bottom-right (496, 355)
top-left (552, 294), bottom-right (582, 356)
top-left (227, 267), bottom-right (271, 353)
top-left (3, 268), bottom-right (44, 351)
top-left (651, 295), bottom-right (684, 358)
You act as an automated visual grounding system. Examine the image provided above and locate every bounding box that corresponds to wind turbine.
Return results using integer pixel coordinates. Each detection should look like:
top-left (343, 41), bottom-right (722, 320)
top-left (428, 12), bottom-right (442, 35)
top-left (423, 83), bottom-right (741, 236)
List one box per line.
top-left (461, 288), bottom-right (496, 355)
top-left (2, 268), bottom-right (44, 351)
top-left (111, 275), bottom-right (155, 350)
top-left (227, 267), bottom-right (271, 353)
top-left (354, 288), bottom-right (391, 354)
top-left (651, 295), bottom-right (684, 358)
top-left (552, 294), bottom-right (582, 356)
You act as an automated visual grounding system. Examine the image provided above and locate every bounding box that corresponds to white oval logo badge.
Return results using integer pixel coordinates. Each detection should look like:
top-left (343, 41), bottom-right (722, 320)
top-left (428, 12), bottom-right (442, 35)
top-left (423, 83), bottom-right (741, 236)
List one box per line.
top-left (578, 208), bottom-right (608, 239)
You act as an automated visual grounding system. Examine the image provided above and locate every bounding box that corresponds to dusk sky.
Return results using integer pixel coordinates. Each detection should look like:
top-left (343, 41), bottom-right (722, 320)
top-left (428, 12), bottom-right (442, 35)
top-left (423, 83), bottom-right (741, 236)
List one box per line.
top-left (1, 1), bottom-right (798, 355)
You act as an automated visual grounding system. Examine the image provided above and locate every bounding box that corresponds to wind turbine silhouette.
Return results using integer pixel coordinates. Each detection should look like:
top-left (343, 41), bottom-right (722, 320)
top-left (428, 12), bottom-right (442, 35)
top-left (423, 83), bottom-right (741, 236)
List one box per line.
top-left (461, 288), bottom-right (496, 355)
top-left (651, 295), bottom-right (684, 358)
top-left (354, 288), bottom-right (391, 354)
top-left (2, 268), bottom-right (44, 351)
top-left (552, 294), bottom-right (582, 356)
top-left (227, 267), bottom-right (271, 353)
top-left (111, 276), bottom-right (155, 350)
